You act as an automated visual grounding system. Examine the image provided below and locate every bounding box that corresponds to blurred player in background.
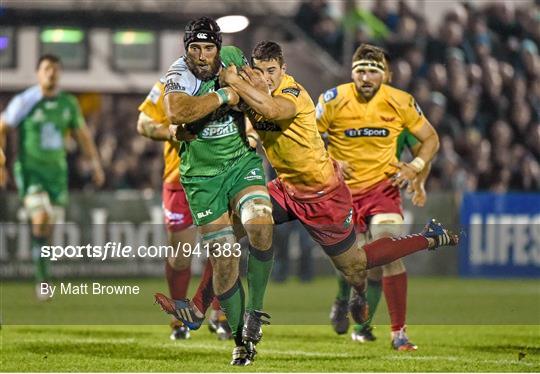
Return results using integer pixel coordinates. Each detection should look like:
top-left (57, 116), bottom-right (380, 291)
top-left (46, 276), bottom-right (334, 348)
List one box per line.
top-left (0, 54), bottom-right (104, 300)
top-left (317, 44), bottom-right (438, 350)
top-left (220, 40), bottom-right (456, 355)
top-left (137, 76), bottom-right (231, 340)
top-left (153, 17), bottom-right (274, 366)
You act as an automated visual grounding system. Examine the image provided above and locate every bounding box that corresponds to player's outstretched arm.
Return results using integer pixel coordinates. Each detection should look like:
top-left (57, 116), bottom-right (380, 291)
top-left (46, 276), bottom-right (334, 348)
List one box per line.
top-left (73, 126), bottom-right (105, 187)
top-left (136, 112), bottom-right (171, 141)
top-left (221, 66), bottom-right (296, 121)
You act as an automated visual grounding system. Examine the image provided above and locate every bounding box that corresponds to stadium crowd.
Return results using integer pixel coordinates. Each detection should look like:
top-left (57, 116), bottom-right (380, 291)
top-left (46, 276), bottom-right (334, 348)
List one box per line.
top-left (295, 0), bottom-right (540, 193)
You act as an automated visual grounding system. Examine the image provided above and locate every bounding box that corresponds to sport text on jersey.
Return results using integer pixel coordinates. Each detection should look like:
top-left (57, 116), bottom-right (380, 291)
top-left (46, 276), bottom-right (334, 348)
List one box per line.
top-left (199, 114), bottom-right (240, 139)
top-left (344, 127), bottom-right (390, 137)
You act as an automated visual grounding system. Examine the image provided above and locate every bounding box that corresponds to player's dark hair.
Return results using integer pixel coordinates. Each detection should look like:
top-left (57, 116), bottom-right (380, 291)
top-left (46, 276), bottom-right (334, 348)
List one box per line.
top-left (183, 16), bottom-right (222, 50)
top-left (352, 44), bottom-right (387, 65)
top-left (352, 44), bottom-right (392, 82)
top-left (36, 54), bottom-right (61, 69)
top-left (251, 41), bottom-right (284, 66)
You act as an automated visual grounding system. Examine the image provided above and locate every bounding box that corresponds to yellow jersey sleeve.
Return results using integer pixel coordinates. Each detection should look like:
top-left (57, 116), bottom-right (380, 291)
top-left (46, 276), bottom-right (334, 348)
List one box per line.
top-left (401, 95), bottom-right (426, 133)
top-left (274, 83), bottom-right (304, 127)
top-left (315, 87), bottom-right (338, 134)
top-left (138, 81), bottom-right (169, 124)
top-left (138, 80), bottom-right (181, 184)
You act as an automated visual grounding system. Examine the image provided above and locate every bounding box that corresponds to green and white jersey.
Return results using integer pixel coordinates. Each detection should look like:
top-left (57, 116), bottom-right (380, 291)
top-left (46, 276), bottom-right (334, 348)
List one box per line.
top-left (2, 85), bottom-right (84, 171)
top-left (164, 55), bottom-right (250, 179)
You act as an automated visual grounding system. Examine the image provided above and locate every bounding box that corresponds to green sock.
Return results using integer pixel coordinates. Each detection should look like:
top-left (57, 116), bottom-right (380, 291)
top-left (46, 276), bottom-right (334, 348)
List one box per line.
top-left (336, 273), bottom-right (351, 302)
top-left (218, 279), bottom-right (245, 345)
top-left (246, 245), bottom-right (274, 311)
top-left (31, 236), bottom-right (49, 283)
top-left (355, 279), bottom-right (382, 331)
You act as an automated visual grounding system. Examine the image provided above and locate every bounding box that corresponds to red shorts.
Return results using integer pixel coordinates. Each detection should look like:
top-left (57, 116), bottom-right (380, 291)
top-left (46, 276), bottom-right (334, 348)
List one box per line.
top-left (162, 182), bottom-right (193, 232)
top-left (268, 177), bottom-right (356, 256)
top-left (352, 179), bottom-right (403, 233)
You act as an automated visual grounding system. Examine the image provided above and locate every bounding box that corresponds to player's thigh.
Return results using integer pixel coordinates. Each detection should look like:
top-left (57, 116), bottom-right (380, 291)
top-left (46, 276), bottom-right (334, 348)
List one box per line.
top-left (228, 153), bottom-right (272, 249)
top-left (162, 182), bottom-right (194, 233)
top-left (181, 174), bottom-right (230, 227)
top-left (369, 213), bottom-right (406, 276)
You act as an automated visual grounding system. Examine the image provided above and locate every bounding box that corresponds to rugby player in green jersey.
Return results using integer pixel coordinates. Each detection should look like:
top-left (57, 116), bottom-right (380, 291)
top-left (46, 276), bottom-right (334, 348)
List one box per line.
top-left (153, 18), bottom-right (274, 366)
top-left (0, 54), bottom-right (104, 300)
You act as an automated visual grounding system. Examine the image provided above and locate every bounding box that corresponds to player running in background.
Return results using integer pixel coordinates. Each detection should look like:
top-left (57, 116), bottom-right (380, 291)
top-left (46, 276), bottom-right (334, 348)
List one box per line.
top-left (328, 128), bottom-right (429, 346)
top-left (153, 18), bottom-right (274, 366)
top-left (219, 40), bottom-right (457, 353)
top-left (0, 54), bottom-right (104, 300)
top-left (317, 44), bottom-right (438, 350)
top-left (137, 75), bottom-right (231, 340)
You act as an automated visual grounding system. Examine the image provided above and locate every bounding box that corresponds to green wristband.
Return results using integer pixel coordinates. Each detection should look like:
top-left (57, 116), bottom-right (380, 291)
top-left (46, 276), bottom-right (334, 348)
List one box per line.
top-left (215, 88), bottom-right (229, 105)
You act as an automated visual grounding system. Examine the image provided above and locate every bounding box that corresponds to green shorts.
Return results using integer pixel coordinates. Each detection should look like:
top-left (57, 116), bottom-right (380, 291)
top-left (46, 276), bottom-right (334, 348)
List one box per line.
top-left (181, 151), bottom-right (266, 226)
top-left (14, 161), bottom-right (68, 206)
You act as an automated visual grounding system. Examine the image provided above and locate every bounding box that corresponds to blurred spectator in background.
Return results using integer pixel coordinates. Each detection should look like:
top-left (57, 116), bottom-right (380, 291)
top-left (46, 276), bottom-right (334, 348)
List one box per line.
top-left (295, 0), bottom-right (539, 193)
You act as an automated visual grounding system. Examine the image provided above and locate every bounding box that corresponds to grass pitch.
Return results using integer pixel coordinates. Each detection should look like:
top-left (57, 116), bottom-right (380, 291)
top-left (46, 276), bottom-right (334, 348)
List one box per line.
top-left (1, 277), bottom-right (539, 372)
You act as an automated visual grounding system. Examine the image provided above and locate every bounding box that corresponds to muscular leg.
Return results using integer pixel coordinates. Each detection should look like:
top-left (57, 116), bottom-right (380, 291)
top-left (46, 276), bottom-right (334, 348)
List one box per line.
top-left (232, 186), bottom-right (273, 313)
top-left (200, 213), bottom-right (245, 345)
top-left (165, 228), bottom-right (196, 300)
top-left (370, 214), bottom-right (409, 336)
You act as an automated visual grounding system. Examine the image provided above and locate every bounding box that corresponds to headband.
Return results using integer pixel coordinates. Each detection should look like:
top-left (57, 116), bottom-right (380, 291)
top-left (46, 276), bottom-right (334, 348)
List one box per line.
top-left (352, 59), bottom-right (386, 74)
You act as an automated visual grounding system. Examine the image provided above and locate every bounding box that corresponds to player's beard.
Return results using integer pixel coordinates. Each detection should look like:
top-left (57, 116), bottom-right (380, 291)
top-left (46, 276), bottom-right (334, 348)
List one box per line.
top-left (357, 83), bottom-right (381, 101)
top-left (186, 55), bottom-right (221, 81)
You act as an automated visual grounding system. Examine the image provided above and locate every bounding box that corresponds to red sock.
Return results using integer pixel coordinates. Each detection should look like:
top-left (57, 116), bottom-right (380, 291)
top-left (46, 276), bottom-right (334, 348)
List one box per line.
top-left (211, 298), bottom-right (221, 311)
top-left (165, 262), bottom-right (191, 300)
top-left (383, 272), bottom-right (407, 332)
top-left (362, 234), bottom-right (429, 269)
top-left (192, 260), bottom-right (214, 314)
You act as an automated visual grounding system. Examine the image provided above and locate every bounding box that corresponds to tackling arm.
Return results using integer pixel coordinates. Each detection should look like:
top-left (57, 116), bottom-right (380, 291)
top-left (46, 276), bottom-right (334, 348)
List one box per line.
top-left (222, 66), bottom-right (296, 121)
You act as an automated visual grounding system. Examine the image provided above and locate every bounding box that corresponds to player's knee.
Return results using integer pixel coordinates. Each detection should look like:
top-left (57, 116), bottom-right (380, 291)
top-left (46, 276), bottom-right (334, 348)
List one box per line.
top-left (245, 222), bottom-right (273, 251)
top-left (332, 249), bottom-right (366, 279)
top-left (367, 266), bottom-right (383, 281)
top-left (237, 194), bottom-right (273, 225)
top-left (238, 196), bottom-right (273, 250)
top-left (370, 213), bottom-right (404, 240)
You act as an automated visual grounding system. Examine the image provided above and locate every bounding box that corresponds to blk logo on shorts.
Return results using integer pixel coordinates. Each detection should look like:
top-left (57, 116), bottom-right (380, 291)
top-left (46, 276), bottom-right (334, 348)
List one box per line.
top-left (197, 209), bottom-right (213, 219)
